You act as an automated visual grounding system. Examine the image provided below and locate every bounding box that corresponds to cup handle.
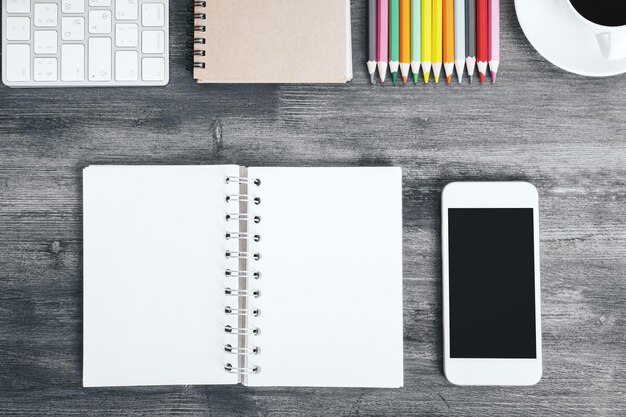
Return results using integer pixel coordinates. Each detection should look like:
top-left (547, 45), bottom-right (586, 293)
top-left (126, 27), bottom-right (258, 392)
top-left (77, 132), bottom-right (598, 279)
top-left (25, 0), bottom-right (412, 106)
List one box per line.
top-left (596, 32), bottom-right (626, 60)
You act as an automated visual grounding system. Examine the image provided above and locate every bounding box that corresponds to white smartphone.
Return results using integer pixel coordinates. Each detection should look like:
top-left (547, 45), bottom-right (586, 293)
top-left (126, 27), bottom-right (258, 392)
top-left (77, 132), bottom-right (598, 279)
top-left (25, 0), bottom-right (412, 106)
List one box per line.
top-left (442, 182), bottom-right (542, 386)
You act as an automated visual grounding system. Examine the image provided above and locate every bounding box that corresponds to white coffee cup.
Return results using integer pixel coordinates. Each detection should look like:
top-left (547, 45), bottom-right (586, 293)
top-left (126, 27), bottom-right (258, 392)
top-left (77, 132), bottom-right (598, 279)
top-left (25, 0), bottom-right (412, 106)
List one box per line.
top-left (561, 0), bottom-right (626, 60)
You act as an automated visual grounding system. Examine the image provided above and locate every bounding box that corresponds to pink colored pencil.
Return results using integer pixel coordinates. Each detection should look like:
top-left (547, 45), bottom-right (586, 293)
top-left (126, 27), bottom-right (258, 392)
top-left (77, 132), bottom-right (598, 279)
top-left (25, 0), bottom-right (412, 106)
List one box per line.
top-left (488, 0), bottom-right (500, 83)
top-left (377, 0), bottom-right (389, 83)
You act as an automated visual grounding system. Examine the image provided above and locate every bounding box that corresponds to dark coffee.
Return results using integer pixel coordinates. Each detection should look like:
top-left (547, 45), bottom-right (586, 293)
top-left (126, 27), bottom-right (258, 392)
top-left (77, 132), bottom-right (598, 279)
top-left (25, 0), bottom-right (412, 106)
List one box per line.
top-left (569, 0), bottom-right (626, 27)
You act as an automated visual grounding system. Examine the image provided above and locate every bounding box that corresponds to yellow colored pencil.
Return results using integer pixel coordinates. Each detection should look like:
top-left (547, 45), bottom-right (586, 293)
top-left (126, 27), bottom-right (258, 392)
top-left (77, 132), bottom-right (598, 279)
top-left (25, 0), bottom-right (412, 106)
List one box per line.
top-left (443, 0), bottom-right (455, 84)
top-left (421, 0), bottom-right (432, 83)
top-left (400, 0), bottom-right (411, 84)
top-left (432, 0), bottom-right (443, 83)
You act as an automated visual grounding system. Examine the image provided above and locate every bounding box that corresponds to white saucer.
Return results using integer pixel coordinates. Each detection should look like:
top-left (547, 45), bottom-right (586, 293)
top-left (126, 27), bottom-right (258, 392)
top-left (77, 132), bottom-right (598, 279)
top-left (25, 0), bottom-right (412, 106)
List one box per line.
top-left (515, 0), bottom-right (626, 76)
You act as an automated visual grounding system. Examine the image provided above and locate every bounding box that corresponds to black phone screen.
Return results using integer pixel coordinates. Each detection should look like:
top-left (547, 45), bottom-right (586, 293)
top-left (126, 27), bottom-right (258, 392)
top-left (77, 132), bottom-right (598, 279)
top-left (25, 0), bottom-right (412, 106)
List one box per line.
top-left (448, 208), bottom-right (537, 359)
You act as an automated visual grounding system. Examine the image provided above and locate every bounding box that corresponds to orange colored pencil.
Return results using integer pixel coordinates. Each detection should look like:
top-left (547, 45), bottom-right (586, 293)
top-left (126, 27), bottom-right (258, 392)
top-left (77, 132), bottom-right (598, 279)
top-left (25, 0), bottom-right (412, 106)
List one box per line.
top-left (400, 0), bottom-right (411, 84)
top-left (443, 0), bottom-right (455, 84)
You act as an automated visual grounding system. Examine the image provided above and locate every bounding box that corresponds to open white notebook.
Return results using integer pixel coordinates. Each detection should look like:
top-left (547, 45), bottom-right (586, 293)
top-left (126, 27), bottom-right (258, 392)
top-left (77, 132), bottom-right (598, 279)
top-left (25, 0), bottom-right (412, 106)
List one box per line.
top-left (83, 166), bottom-right (403, 387)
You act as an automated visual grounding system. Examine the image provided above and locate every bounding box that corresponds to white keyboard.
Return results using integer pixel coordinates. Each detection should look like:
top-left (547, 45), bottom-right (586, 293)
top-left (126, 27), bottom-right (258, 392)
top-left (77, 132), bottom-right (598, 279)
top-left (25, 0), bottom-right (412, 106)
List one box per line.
top-left (2, 0), bottom-right (169, 87)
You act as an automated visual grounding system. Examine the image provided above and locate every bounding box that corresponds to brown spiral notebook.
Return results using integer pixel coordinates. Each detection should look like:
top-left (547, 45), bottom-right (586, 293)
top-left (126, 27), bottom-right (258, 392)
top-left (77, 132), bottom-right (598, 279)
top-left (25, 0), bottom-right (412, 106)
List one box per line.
top-left (193, 0), bottom-right (353, 83)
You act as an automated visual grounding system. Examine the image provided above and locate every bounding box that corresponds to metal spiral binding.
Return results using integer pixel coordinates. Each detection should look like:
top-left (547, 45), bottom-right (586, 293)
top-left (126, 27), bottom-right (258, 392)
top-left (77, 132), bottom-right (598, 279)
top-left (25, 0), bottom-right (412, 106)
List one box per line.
top-left (226, 232), bottom-right (261, 242)
top-left (225, 251), bottom-right (260, 260)
top-left (225, 269), bottom-right (261, 279)
top-left (225, 306), bottom-right (261, 317)
top-left (224, 325), bottom-right (260, 336)
top-left (226, 214), bottom-right (261, 223)
top-left (226, 195), bottom-right (261, 205)
top-left (224, 173), bottom-right (262, 377)
top-left (193, 1), bottom-right (207, 69)
top-left (226, 177), bottom-right (261, 186)
top-left (225, 287), bottom-right (261, 298)
top-left (224, 363), bottom-right (261, 374)
top-left (224, 344), bottom-right (261, 355)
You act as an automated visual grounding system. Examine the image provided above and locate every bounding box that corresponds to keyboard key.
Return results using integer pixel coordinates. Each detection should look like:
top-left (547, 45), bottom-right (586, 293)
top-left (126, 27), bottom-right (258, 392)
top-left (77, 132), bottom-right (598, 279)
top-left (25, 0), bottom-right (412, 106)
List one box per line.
top-left (61, 44), bottom-right (85, 81)
top-left (6, 17), bottom-right (30, 41)
top-left (62, 17), bottom-right (85, 40)
top-left (115, 23), bottom-right (138, 47)
top-left (34, 4), bottom-right (58, 27)
top-left (89, 10), bottom-right (111, 34)
top-left (34, 31), bottom-right (58, 54)
top-left (142, 30), bottom-right (165, 54)
top-left (89, 38), bottom-right (112, 81)
top-left (142, 3), bottom-right (165, 27)
top-left (7, 0), bottom-right (30, 13)
top-left (116, 0), bottom-right (138, 20)
top-left (34, 58), bottom-right (58, 81)
top-left (116, 51), bottom-right (138, 81)
top-left (89, 0), bottom-right (112, 6)
top-left (115, 23), bottom-right (139, 47)
top-left (142, 57), bottom-right (165, 81)
top-left (6, 44), bottom-right (30, 81)
top-left (62, 0), bottom-right (85, 14)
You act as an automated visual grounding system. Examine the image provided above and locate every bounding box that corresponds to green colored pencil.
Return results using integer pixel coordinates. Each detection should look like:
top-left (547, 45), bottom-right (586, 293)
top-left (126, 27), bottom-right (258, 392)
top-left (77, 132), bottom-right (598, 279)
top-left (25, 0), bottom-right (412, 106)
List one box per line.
top-left (389, 0), bottom-right (400, 84)
top-left (411, 0), bottom-right (421, 84)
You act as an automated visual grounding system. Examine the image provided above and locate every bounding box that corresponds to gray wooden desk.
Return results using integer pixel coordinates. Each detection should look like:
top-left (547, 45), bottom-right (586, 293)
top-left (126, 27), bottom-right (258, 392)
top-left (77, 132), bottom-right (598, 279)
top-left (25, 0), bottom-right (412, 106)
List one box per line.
top-left (1, 1), bottom-right (624, 415)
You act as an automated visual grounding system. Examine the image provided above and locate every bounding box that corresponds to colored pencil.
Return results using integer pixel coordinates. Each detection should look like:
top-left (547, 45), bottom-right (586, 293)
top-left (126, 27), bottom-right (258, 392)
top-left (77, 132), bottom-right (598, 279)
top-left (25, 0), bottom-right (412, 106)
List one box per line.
top-left (488, 0), bottom-right (500, 83)
top-left (454, 0), bottom-right (466, 83)
top-left (443, 0), bottom-right (455, 84)
top-left (400, 0), bottom-right (411, 84)
top-left (421, 0), bottom-right (432, 83)
top-left (377, 0), bottom-right (389, 83)
top-left (476, 0), bottom-right (488, 83)
top-left (368, 0), bottom-right (378, 84)
top-left (465, 0), bottom-right (476, 83)
top-left (390, 0), bottom-right (400, 84)
top-left (411, 0), bottom-right (421, 84)
top-left (432, 0), bottom-right (443, 83)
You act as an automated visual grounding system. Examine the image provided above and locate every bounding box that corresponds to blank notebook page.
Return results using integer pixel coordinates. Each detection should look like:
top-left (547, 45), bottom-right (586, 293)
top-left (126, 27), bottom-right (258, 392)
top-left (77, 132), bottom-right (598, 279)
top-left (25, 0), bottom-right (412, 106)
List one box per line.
top-left (247, 167), bottom-right (403, 387)
top-left (83, 165), bottom-right (239, 387)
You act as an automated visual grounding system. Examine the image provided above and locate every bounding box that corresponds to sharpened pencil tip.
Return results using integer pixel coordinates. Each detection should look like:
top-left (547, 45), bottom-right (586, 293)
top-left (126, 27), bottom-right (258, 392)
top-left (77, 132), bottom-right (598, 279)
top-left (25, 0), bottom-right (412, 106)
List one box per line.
top-left (434, 75), bottom-right (440, 84)
top-left (402, 76), bottom-right (407, 85)
top-left (424, 73), bottom-right (430, 84)
top-left (491, 72), bottom-right (497, 83)
top-left (392, 73), bottom-right (397, 84)
top-left (446, 75), bottom-right (452, 84)
top-left (413, 74), bottom-right (418, 84)
top-left (370, 74), bottom-right (375, 84)
top-left (479, 73), bottom-right (485, 84)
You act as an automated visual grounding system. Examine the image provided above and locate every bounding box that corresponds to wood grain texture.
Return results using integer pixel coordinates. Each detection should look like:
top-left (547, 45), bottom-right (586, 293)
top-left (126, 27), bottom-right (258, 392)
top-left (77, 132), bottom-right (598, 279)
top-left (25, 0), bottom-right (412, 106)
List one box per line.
top-left (0, 1), bottom-right (624, 415)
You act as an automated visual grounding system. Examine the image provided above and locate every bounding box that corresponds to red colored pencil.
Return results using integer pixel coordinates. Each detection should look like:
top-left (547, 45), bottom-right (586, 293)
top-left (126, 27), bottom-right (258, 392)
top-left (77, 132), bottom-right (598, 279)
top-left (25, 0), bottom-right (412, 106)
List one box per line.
top-left (476, 0), bottom-right (488, 83)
